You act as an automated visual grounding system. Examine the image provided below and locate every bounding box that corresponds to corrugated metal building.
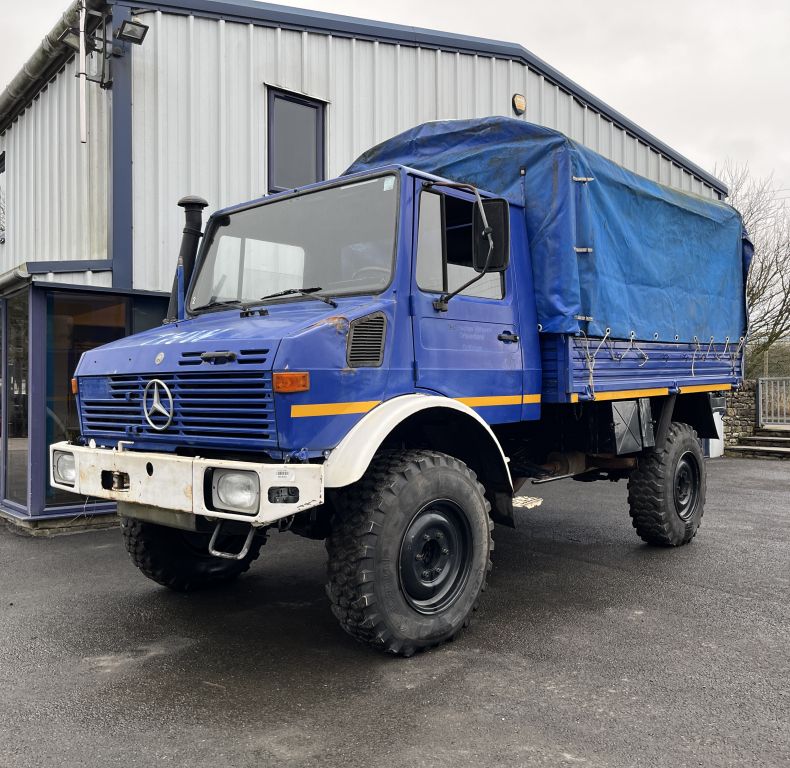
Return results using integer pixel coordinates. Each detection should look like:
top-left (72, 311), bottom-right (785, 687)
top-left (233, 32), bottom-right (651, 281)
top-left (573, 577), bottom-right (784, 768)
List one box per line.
top-left (0, 0), bottom-right (726, 522)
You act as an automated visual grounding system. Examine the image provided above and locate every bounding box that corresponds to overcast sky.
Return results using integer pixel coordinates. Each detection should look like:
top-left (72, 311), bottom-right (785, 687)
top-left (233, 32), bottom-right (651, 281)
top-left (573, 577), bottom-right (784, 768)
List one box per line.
top-left (2, 0), bottom-right (788, 193)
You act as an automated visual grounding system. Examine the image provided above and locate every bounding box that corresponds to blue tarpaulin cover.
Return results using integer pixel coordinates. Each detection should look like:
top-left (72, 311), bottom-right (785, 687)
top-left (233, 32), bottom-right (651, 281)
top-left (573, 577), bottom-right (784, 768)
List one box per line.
top-left (346, 117), bottom-right (750, 342)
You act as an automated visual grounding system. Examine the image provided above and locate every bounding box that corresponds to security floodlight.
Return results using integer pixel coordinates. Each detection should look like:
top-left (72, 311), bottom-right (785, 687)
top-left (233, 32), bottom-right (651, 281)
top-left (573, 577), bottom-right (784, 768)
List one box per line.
top-left (117, 19), bottom-right (149, 44)
top-left (57, 28), bottom-right (82, 52)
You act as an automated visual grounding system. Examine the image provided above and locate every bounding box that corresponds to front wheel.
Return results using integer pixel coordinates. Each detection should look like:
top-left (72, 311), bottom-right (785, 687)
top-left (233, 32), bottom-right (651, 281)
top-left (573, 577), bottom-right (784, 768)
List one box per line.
top-left (627, 422), bottom-right (706, 546)
top-left (326, 450), bottom-right (493, 656)
top-left (121, 518), bottom-right (265, 592)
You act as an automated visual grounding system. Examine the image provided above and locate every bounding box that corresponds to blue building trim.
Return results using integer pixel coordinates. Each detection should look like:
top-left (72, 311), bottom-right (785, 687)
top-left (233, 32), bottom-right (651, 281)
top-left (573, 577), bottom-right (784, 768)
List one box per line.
top-left (121, 0), bottom-right (727, 195)
top-left (110, 3), bottom-right (135, 290)
top-left (26, 260), bottom-right (113, 274)
top-left (28, 287), bottom-right (48, 516)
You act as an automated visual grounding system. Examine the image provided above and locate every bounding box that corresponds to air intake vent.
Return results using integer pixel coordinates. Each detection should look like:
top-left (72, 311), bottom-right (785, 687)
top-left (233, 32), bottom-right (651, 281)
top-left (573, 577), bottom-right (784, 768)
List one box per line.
top-left (347, 313), bottom-right (387, 367)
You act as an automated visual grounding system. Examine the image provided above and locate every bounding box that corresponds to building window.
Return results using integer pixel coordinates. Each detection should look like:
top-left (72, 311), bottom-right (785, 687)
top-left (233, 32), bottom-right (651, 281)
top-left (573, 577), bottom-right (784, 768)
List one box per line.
top-left (416, 191), bottom-right (504, 300)
top-left (0, 152), bottom-right (6, 244)
top-left (267, 88), bottom-right (324, 193)
top-left (5, 290), bottom-right (29, 506)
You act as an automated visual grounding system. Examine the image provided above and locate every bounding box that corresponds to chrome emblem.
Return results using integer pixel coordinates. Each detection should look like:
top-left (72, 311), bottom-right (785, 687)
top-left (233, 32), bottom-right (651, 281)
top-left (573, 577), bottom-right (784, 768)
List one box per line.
top-left (155, 352), bottom-right (165, 365)
top-left (142, 379), bottom-right (174, 431)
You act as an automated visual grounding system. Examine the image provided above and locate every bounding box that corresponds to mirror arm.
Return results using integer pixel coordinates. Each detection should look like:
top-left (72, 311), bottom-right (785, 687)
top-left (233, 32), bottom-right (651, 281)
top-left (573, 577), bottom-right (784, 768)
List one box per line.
top-left (424, 181), bottom-right (496, 312)
top-left (433, 242), bottom-right (493, 311)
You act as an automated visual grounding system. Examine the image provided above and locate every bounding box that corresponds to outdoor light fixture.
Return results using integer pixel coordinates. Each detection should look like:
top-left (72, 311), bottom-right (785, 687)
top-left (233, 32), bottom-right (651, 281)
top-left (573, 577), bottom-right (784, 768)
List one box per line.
top-left (512, 93), bottom-right (527, 116)
top-left (117, 19), bottom-right (149, 45)
top-left (57, 27), bottom-right (84, 52)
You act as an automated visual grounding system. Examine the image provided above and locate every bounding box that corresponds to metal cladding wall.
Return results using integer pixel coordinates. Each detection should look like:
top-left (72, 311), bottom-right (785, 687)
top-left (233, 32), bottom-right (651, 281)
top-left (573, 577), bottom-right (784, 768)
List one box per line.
top-left (0, 53), bottom-right (110, 286)
top-left (130, 9), bottom-right (721, 294)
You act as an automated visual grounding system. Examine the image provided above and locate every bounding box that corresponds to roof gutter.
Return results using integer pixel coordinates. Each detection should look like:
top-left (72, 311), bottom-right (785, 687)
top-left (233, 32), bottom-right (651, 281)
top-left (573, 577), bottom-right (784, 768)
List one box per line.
top-left (0, 266), bottom-right (31, 294)
top-left (0, 0), bottom-right (107, 135)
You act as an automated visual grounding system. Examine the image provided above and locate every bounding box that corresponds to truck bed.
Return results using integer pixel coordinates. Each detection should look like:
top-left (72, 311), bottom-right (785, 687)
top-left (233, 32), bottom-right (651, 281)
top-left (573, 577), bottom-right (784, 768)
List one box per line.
top-left (540, 334), bottom-right (742, 403)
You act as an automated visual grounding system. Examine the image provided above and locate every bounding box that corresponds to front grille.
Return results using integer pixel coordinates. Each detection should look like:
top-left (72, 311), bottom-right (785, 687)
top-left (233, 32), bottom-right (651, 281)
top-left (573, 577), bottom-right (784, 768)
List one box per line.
top-left (80, 371), bottom-right (276, 450)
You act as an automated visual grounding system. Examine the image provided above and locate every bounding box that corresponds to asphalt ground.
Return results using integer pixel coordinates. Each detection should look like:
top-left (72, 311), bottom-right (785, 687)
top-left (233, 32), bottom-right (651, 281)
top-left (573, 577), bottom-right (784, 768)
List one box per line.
top-left (1, 457), bottom-right (788, 768)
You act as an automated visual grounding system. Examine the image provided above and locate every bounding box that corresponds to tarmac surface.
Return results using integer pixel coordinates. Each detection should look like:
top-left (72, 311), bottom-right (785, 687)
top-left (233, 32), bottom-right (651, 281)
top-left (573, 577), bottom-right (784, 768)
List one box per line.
top-left (1, 457), bottom-right (788, 768)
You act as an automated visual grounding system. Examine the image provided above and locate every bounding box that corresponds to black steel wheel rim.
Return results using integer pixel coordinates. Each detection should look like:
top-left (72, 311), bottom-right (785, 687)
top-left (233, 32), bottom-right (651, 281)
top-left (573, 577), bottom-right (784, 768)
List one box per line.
top-left (399, 499), bottom-right (473, 615)
top-left (673, 451), bottom-right (701, 521)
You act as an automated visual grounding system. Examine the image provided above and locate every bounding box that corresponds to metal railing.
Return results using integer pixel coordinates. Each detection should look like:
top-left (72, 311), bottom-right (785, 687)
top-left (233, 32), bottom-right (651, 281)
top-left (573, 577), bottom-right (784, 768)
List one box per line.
top-left (758, 377), bottom-right (790, 428)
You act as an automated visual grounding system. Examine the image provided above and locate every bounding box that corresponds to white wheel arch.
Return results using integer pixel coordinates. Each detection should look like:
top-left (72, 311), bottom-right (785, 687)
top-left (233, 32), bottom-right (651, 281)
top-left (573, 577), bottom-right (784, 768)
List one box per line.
top-left (323, 394), bottom-right (512, 489)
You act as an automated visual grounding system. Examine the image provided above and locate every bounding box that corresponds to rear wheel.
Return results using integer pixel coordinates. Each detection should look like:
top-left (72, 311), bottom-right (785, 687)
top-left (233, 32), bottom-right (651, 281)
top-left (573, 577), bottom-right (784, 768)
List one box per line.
top-left (627, 422), bottom-right (706, 546)
top-left (326, 449), bottom-right (493, 656)
top-left (121, 518), bottom-right (265, 592)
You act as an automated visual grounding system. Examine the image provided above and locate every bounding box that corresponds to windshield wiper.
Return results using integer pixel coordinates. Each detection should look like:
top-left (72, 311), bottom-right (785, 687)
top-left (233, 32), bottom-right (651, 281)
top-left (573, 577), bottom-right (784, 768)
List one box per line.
top-left (257, 287), bottom-right (338, 308)
top-left (190, 298), bottom-right (245, 313)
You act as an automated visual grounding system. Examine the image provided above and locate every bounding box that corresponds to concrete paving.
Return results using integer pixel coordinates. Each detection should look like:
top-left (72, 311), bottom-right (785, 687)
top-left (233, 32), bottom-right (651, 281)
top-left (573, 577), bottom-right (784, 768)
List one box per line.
top-left (1, 457), bottom-right (788, 768)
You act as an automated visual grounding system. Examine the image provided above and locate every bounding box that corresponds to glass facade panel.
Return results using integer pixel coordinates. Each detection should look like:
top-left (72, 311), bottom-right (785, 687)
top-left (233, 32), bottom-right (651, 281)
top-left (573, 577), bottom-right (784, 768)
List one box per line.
top-left (46, 293), bottom-right (129, 505)
top-left (132, 295), bottom-right (169, 335)
top-left (5, 290), bottom-right (28, 505)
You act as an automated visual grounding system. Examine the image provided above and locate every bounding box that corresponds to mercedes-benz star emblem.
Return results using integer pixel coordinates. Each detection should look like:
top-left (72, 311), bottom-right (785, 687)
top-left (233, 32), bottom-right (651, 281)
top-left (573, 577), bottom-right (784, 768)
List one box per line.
top-left (142, 379), bottom-right (174, 431)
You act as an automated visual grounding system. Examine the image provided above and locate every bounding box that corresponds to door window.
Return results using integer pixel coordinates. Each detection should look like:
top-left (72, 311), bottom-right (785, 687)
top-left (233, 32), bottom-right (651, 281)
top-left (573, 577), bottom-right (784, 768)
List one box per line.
top-left (416, 191), bottom-right (504, 300)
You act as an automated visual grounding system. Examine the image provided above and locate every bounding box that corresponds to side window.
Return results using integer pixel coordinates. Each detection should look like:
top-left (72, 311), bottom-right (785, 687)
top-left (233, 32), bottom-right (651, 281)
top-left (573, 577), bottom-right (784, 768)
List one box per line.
top-left (416, 191), bottom-right (504, 299)
top-left (0, 152), bottom-right (6, 245)
top-left (267, 88), bottom-right (324, 193)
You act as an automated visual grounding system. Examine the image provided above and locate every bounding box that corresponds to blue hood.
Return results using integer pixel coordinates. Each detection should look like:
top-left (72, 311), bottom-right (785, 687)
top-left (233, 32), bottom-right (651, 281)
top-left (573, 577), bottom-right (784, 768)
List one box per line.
top-left (76, 298), bottom-right (373, 376)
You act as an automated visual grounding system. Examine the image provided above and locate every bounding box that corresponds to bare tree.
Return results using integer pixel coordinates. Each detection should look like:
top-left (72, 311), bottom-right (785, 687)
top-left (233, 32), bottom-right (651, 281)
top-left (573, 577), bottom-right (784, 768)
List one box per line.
top-left (716, 161), bottom-right (790, 373)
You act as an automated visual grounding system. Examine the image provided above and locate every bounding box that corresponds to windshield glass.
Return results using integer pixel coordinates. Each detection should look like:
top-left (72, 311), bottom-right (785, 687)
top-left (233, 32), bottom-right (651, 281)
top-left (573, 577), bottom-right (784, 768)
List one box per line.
top-left (189, 175), bottom-right (399, 312)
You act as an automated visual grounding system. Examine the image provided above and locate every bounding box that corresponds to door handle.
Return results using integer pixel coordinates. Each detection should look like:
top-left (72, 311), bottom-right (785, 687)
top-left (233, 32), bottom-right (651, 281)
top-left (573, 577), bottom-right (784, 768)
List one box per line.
top-left (497, 331), bottom-right (520, 343)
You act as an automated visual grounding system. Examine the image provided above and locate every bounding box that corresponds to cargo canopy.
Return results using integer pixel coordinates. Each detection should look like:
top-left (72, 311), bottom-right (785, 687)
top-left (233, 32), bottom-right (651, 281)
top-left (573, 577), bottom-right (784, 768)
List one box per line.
top-left (346, 117), bottom-right (750, 343)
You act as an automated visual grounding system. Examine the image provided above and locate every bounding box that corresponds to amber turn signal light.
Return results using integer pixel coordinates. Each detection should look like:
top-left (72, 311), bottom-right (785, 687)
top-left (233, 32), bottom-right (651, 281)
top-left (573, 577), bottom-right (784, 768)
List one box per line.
top-left (273, 372), bottom-right (310, 393)
top-left (71, 378), bottom-right (79, 395)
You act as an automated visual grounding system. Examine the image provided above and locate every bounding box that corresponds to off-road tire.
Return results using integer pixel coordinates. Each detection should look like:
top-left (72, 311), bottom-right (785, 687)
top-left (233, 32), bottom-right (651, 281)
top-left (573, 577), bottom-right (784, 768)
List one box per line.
top-left (326, 449), bottom-right (493, 656)
top-left (627, 422), bottom-right (706, 547)
top-left (121, 518), bottom-right (265, 592)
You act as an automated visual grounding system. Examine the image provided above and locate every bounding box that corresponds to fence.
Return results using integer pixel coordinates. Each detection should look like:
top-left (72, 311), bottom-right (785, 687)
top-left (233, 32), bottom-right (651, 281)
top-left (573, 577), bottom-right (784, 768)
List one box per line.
top-left (757, 377), bottom-right (790, 428)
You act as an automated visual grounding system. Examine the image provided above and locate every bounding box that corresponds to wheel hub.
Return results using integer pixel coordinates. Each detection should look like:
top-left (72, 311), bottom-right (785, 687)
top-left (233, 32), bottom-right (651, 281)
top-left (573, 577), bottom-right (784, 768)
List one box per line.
top-left (673, 452), bottom-right (700, 521)
top-left (399, 500), bottom-right (472, 614)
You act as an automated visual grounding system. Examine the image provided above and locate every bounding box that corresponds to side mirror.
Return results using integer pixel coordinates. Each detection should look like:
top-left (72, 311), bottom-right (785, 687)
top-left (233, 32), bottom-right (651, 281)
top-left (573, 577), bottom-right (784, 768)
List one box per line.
top-left (473, 198), bottom-right (510, 273)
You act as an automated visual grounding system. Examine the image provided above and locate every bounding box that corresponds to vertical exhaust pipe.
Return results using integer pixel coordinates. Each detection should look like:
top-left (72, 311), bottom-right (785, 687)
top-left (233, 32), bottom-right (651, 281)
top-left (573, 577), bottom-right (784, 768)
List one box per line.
top-left (166, 195), bottom-right (209, 322)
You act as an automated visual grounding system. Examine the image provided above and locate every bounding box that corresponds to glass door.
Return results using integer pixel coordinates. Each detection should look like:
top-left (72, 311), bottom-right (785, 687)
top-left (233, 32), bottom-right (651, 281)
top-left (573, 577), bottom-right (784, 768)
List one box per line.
top-left (4, 289), bottom-right (29, 508)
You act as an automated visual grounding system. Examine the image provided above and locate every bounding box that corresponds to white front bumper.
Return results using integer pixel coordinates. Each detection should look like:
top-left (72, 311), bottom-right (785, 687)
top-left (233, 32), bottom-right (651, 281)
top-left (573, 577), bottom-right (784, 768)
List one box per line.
top-left (49, 441), bottom-right (324, 527)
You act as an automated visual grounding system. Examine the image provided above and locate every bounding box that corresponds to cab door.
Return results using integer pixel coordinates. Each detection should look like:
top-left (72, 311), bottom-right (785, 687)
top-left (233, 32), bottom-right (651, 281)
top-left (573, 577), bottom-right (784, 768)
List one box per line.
top-left (410, 180), bottom-right (523, 425)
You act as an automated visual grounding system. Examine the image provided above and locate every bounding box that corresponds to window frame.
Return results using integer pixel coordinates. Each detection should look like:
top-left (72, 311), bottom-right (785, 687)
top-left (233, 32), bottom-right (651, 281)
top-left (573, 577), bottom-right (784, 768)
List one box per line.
top-left (266, 87), bottom-right (325, 194)
top-left (415, 188), bottom-right (506, 301)
top-left (0, 151), bottom-right (6, 245)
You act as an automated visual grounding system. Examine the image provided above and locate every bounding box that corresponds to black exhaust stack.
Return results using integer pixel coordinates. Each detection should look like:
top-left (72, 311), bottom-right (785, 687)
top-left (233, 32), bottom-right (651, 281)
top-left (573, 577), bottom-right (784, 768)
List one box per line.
top-left (166, 195), bottom-right (209, 322)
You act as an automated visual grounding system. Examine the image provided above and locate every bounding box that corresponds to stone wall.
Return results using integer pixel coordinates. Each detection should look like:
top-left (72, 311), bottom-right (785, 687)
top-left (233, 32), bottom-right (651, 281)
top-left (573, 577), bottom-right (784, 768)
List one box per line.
top-left (723, 380), bottom-right (757, 446)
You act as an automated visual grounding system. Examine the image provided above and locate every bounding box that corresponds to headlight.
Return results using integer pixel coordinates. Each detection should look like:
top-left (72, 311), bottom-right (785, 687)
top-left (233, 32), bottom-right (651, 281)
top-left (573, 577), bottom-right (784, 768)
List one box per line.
top-left (211, 469), bottom-right (260, 514)
top-left (53, 451), bottom-right (76, 485)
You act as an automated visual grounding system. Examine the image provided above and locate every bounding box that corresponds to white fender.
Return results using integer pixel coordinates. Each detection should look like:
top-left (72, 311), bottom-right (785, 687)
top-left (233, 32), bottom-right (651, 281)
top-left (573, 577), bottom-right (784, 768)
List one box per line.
top-left (323, 393), bottom-right (512, 489)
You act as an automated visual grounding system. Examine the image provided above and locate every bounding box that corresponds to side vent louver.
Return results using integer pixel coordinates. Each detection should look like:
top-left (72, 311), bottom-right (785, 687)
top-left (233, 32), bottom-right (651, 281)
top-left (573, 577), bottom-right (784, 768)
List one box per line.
top-left (347, 313), bottom-right (387, 368)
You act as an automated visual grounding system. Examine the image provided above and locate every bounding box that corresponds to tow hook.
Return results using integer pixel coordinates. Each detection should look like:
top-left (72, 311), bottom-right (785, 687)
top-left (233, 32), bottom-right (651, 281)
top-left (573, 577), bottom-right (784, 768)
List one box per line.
top-left (208, 520), bottom-right (256, 561)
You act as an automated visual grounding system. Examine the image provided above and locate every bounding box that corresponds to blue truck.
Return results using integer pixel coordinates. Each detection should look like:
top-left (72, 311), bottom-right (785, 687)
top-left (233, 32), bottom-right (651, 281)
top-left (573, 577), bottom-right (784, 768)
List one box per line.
top-left (51, 118), bottom-right (749, 656)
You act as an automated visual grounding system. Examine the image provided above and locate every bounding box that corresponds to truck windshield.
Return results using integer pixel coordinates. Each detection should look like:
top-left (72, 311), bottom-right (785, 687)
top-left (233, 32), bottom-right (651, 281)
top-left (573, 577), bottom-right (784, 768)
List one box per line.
top-left (189, 174), bottom-right (399, 312)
